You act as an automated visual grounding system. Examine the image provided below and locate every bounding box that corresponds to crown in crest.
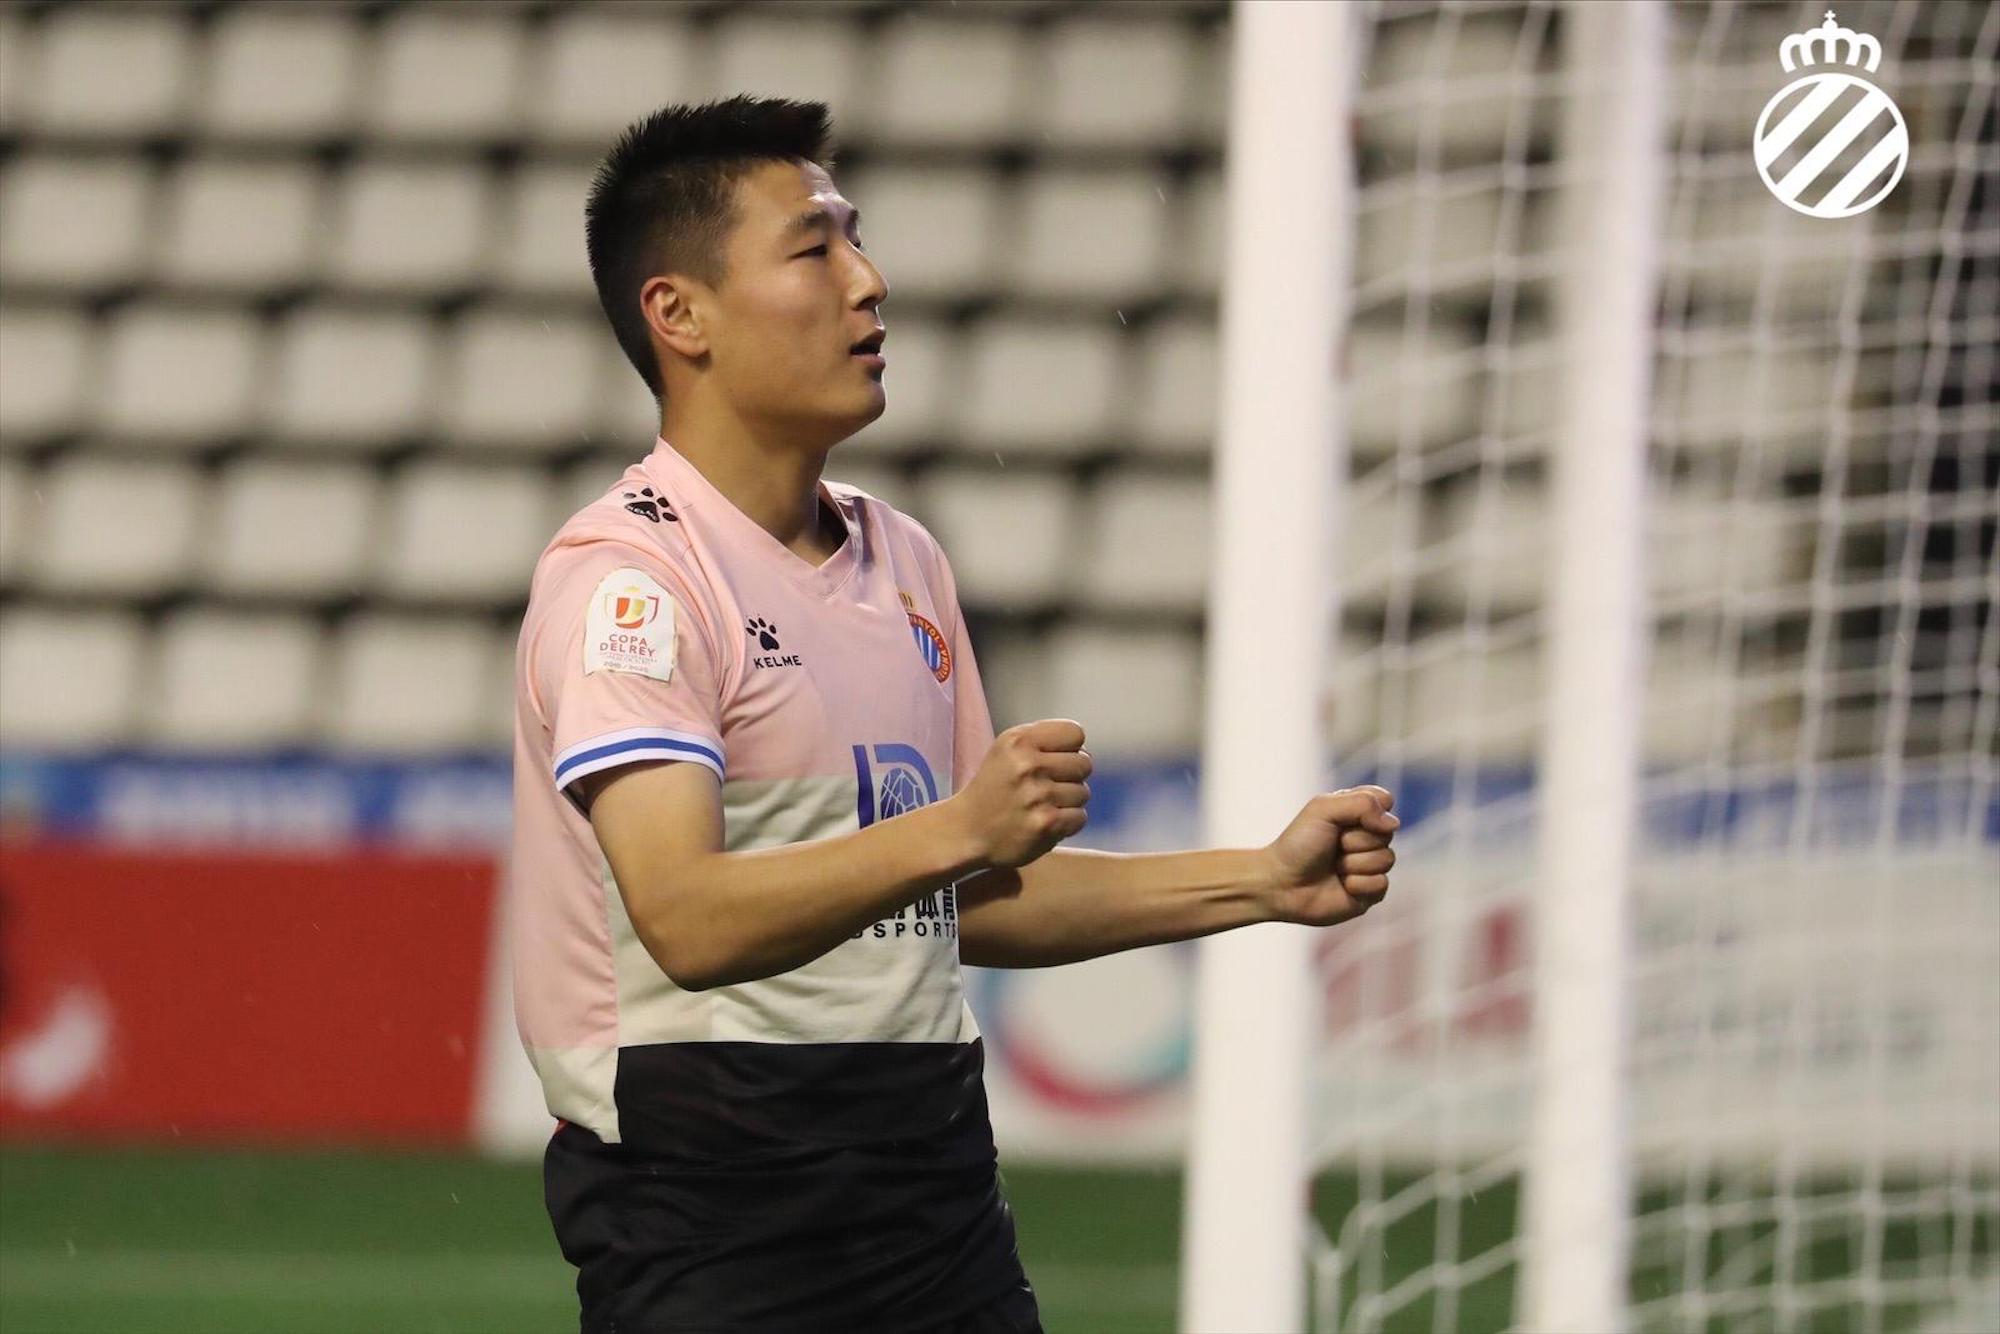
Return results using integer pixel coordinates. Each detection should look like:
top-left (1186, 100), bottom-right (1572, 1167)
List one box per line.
top-left (1780, 11), bottom-right (1882, 74)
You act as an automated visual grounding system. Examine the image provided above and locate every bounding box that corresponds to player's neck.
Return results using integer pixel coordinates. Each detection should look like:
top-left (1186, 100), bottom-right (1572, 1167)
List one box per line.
top-left (657, 407), bottom-right (843, 563)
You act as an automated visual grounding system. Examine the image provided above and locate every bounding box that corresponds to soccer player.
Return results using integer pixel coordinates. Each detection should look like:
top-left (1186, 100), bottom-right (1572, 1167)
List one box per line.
top-left (510, 95), bottom-right (1399, 1334)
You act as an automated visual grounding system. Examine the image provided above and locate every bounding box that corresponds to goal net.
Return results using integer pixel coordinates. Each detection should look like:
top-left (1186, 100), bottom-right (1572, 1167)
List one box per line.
top-left (1306, 2), bottom-right (1997, 1330)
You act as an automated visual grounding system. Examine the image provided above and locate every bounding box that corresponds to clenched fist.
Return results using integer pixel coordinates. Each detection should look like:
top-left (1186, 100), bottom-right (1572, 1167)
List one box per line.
top-left (947, 719), bottom-right (1093, 868)
top-left (1261, 785), bottom-right (1400, 927)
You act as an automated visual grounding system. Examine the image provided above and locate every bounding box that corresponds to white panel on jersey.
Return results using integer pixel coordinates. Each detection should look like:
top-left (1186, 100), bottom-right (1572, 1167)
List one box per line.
top-left (267, 306), bottom-right (436, 446)
top-left (1347, 318), bottom-right (1483, 460)
top-left (491, 160), bottom-right (595, 297)
top-left (1361, 15), bottom-right (1553, 162)
top-left (1399, 633), bottom-right (1541, 764)
top-left (1006, 168), bottom-right (1170, 303)
top-left (0, 307), bottom-right (92, 441)
top-left (375, 461), bottom-right (550, 603)
top-left (0, 608), bottom-right (145, 749)
top-left (1418, 477), bottom-right (1544, 612)
top-left (920, 469), bottom-right (1077, 608)
top-left (529, 10), bottom-right (703, 145)
top-left (867, 17), bottom-right (1029, 147)
top-left (361, 9), bottom-right (527, 141)
top-left (1174, 167), bottom-right (1225, 296)
top-left (439, 309), bottom-right (599, 449)
top-left (1132, 315), bottom-right (1218, 455)
top-left (1045, 624), bottom-right (1202, 757)
top-left (956, 318), bottom-right (1123, 456)
top-left (1031, 17), bottom-right (1196, 148)
top-left (26, 8), bottom-right (191, 135)
top-left (1079, 474), bottom-right (1211, 614)
top-left (328, 613), bottom-right (495, 753)
top-left (196, 8), bottom-right (363, 140)
top-left (157, 157), bottom-right (324, 291)
top-left (0, 156), bottom-right (152, 287)
top-left (711, 16), bottom-right (864, 131)
top-left (0, 458), bottom-right (31, 581)
top-left (149, 609), bottom-right (323, 750)
top-left (844, 317), bottom-right (955, 454)
top-left (840, 166), bottom-right (1001, 301)
top-left (29, 456), bottom-right (201, 596)
top-left (204, 458), bottom-right (378, 598)
top-left (326, 160), bottom-right (491, 293)
top-left (98, 306), bottom-right (262, 444)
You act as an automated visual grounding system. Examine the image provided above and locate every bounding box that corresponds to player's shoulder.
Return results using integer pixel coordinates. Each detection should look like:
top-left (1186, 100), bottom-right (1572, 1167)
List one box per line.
top-left (533, 465), bottom-right (703, 598)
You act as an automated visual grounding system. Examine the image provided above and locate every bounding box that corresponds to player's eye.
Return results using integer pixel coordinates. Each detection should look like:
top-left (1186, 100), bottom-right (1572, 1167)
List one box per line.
top-left (800, 245), bottom-right (828, 257)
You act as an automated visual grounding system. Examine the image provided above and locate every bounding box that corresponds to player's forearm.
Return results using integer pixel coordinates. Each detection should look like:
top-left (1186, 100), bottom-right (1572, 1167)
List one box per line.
top-left (656, 801), bottom-right (986, 991)
top-left (956, 846), bottom-right (1278, 968)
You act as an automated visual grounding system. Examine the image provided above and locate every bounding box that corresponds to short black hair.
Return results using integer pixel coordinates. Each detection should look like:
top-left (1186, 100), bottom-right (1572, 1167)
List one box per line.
top-left (585, 95), bottom-right (838, 403)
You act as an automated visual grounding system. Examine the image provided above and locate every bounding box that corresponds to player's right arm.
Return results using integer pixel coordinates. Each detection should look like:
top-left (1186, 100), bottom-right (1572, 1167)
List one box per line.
top-left (581, 719), bottom-right (1090, 991)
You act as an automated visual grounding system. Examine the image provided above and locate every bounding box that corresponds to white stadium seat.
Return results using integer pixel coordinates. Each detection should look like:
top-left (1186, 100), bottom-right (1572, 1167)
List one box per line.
top-left (840, 166), bottom-right (1003, 300)
top-left (327, 613), bottom-right (497, 753)
top-left (1356, 176), bottom-right (1540, 301)
top-left (824, 461), bottom-right (918, 520)
top-left (711, 15), bottom-right (865, 133)
top-left (1347, 318), bottom-right (1483, 460)
top-left (491, 160), bottom-right (595, 297)
top-left (1005, 168), bottom-right (1171, 303)
top-left (325, 160), bottom-right (491, 293)
top-left (480, 623), bottom-right (522, 752)
top-left (593, 347), bottom-right (664, 449)
top-left (373, 461), bottom-right (551, 603)
top-left (266, 306), bottom-right (437, 447)
top-left (438, 309), bottom-right (600, 449)
top-left (1418, 478), bottom-right (1545, 612)
top-left (97, 305), bottom-right (262, 444)
top-left (918, 469), bottom-right (1079, 609)
top-left (1361, 15), bottom-right (1553, 162)
top-left (867, 17), bottom-right (1030, 147)
top-left (1032, 17), bottom-right (1197, 148)
top-left (529, 10), bottom-right (703, 145)
top-left (149, 609), bottom-right (323, 750)
top-left (955, 318), bottom-right (1124, 456)
top-left (844, 317), bottom-right (956, 454)
top-left (0, 307), bottom-right (93, 441)
top-left (1400, 635), bottom-right (1541, 764)
top-left (26, 8), bottom-right (192, 135)
top-left (196, 8), bottom-right (363, 140)
top-left (964, 625), bottom-right (1051, 731)
top-left (361, 9), bottom-right (527, 141)
top-left (1045, 624), bottom-right (1203, 757)
top-left (0, 458), bottom-right (30, 581)
top-left (559, 453), bottom-right (640, 523)
top-left (1131, 315), bottom-right (1219, 455)
top-left (0, 608), bottom-right (146, 750)
top-left (0, 9), bottom-right (28, 131)
top-left (157, 156), bottom-right (324, 291)
top-left (0, 156), bottom-right (153, 288)
top-left (1078, 474), bottom-right (1213, 614)
top-left (27, 456), bottom-right (202, 596)
top-left (1174, 168), bottom-right (1225, 295)
top-left (204, 458), bottom-right (379, 598)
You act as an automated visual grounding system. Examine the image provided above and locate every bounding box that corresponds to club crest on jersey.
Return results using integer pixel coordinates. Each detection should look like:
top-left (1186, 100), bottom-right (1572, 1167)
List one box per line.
top-left (584, 567), bottom-right (677, 682)
top-left (899, 590), bottom-right (952, 683)
top-left (852, 743), bottom-right (939, 826)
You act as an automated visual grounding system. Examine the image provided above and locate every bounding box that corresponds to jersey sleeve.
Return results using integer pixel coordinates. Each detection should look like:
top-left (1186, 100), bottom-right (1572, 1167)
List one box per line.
top-left (534, 541), bottom-right (730, 813)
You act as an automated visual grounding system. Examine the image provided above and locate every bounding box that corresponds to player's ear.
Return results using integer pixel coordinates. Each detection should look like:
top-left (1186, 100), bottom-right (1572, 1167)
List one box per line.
top-left (640, 273), bottom-right (708, 361)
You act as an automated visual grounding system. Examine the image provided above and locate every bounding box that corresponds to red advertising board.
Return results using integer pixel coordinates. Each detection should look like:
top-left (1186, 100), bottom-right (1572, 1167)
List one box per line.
top-left (0, 839), bottom-right (498, 1149)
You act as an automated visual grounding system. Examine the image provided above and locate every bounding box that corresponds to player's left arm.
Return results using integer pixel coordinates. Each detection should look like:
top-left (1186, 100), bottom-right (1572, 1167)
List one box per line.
top-left (956, 786), bottom-right (1399, 968)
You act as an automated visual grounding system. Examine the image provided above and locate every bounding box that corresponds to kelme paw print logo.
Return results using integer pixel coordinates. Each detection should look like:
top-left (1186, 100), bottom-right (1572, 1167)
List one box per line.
top-left (621, 486), bottom-right (678, 523)
top-left (745, 617), bottom-right (781, 651)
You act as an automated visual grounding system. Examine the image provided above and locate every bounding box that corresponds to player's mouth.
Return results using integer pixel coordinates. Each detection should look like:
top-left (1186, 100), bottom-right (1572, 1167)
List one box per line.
top-left (849, 330), bottom-right (886, 371)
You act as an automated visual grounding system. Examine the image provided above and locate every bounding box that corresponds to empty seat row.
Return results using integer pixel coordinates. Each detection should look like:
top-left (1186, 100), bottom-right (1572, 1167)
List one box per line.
top-left (0, 6), bottom-right (1226, 150)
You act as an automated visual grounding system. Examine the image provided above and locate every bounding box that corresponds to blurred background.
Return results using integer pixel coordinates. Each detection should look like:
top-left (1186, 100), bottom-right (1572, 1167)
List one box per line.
top-left (0, 0), bottom-right (1992, 1331)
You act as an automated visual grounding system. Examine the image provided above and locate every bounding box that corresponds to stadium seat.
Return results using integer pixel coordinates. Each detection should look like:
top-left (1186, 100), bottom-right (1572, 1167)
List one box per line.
top-left (325, 159), bottom-right (491, 293)
top-left (866, 16), bottom-right (1031, 147)
top-left (203, 458), bottom-right (379, 598)
top-left (1044, 624), bottom-right (1203, 757)
top-left (1650, 485), bottom-right (1805, 615)
top-left (0, 155), bottom-right (153, 288)
top-left (711, 14), bottom-right (865, 132)
top-left (481, 623), bottom-right (523, 752)
top-left (26, 455), bottom-right (202, 596)
top-left (96, 305), bottom-right (262, 444)
top-left (1361, 14), bottom-right (1553, 162)
top-left (918, 469), bottom-right (1079, 609)
top-left (437, 308), bottom-right (600, 449)
top-left (0, 458), bottom-right (29, 582)
top-left (1131, 314), bottom-right (1219, 455)
top-left (361, 8), bottom-right (527, 142)
top-left (0, 608), bottom-right (146, 750)
top-left (1642, 628), bottom-right (1796, 764)
top-left (265, 305), bottom-right (437, 447)
top-left (962, 625), bottom-right (1050, 731)
top-left (1399, 633), bottom-right (1540, 763)
top-left (824, 461), bottom-right (918, 520)
top-left (843, 317), bottom-right (956, 455)
top-left (1032, 16), bottom-right (1197, 148)
top-left (491, 160), bottom-right (595, 297)
top-left (1668, 174), bottom-right (1873, 317)
top-left (195, 7), bottom-right (363, 141)
top-left (1356, 175), bottom-right (1542, 303)
top-left (1347, 318), bottom-right (1483, 460)
top-left (1006, 168), bottom-right (1171, 304)
top-left (559, 453), bottom-right (641, 522)
top-left (839, 165), bottom-right (1003, 301)
top-left (955, 318), bottom-right (1124, 456)
top-left (593, 352), bottom-right (664, 451)
top-left (1078, 474), bottom-right (1211, 613)
top-left (1419, 477), bottom-right (1545, 611)
top-left (1656, 332), bottom-right (1855, 467)
top-left (157, 156), bottom-right (324, 292)
top-left (373, 461), bottom-right (551, 603)
top-left (0, 9), bottom-right (27, 131)
top-left (25, 7), bottom-right (192, 136)
top-left (1174, 168), bottom-right (1225, 295)
top-left (528, 9), bottom-right (702, 146)
top-left (326, 612), bottom-right (497, 753)
top-left (0, 306), bottom-right (93, 442)
top-left (149, 609), bottom-right (324, 750)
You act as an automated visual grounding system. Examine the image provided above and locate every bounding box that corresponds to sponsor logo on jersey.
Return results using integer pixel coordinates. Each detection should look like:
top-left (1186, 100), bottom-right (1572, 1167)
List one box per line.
top-left (849, 743), bottom-right (958, 940)
top-left (744, 616), bottom-right (801, 670)
top-left (584, 568), bottom-right (677, 682)
top-left (899, 590), bottom-right (952, 683)
top-left (620, 486), bottom-right (678, 523)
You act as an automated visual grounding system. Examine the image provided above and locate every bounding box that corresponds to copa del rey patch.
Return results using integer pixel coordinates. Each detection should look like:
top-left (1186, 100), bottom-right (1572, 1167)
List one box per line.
top-left (584, 567), bottom-right (678, 682)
